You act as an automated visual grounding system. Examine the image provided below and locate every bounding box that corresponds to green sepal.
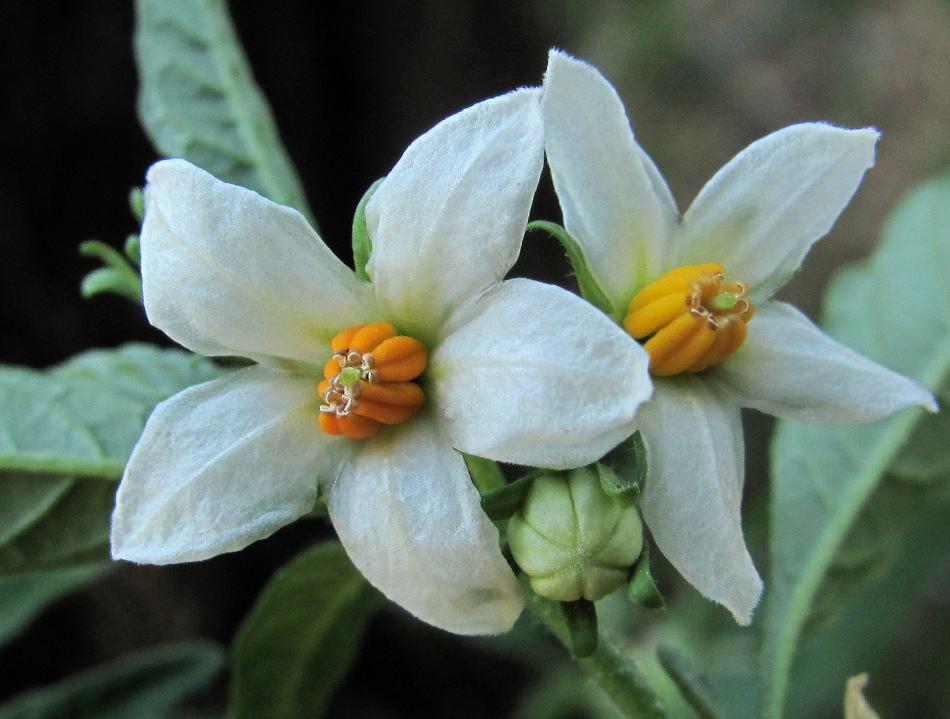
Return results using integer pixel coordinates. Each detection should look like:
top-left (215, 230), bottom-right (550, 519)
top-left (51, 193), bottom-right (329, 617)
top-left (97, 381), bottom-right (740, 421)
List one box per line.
top-left (657, 644), bottom-right (725, 719)
top-left (561, 598), bottom-right (599, 658)
top-left (464, 453), bottom-right (506, 493)
top-left (352, 178), bottom-right (384, 282)
top-left (627, 541), bottom-right (665, 609)
top-left (527, 220), bottom-right (614, 316)
top-left (479, 472), bottom-right (538, 522)
top-left (79, 240), bottom-right (143, 303)
top-left (597, 431), bottom-right (648, 507)
top-left (128, 186), bottom-right (145, 222)
top-left (595, 461), bottom-right (639, 507)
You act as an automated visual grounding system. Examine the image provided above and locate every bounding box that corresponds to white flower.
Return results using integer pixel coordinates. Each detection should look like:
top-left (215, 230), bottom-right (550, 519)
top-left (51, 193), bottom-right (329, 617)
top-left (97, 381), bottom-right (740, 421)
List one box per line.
top-left (110, 89), bottom-right (653, 635)
top-left (541, 51), bottom-right (937, 624)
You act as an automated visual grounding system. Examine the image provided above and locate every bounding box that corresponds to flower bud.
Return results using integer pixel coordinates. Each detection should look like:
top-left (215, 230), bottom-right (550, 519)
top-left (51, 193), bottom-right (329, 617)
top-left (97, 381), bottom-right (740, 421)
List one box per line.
top-left (507, 466), bottom-right (643, 602)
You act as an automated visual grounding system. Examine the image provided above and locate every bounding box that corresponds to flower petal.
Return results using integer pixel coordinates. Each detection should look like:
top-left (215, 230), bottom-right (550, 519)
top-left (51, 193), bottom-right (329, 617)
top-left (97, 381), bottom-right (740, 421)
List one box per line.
top-left (542, 50), bottom-right (679, 310)
top-left (678, 123), bottom-right (879, 299)
top-left (638, 378), bottom-right (762, 624)
top-left (431, 278), bottom-right (651, 469)
top-left (714, 301), bottom-right (937, 422)
top-left (112, 365), bottom-right (339, 564)
top-left (142, 159), bottom-right (374, 364)
top-left (324, 414), bottom-right (522, 635)
top-left (364, 89), bottom-right (544, 339)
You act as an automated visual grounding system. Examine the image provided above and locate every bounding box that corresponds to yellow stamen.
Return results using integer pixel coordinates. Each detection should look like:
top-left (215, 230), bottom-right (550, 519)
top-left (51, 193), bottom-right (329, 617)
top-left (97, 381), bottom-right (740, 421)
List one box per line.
top-left (319, 322), bottom-right (428, 439)
top-left (624, 264), bottom-right (754, 376)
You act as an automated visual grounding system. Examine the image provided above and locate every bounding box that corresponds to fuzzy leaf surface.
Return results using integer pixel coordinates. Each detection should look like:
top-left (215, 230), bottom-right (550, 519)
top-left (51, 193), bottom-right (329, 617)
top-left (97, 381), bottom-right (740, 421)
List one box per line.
top-left (134, 0), bottom-right (314, 224)
top-left (0, 345), bottom-right (222, 574)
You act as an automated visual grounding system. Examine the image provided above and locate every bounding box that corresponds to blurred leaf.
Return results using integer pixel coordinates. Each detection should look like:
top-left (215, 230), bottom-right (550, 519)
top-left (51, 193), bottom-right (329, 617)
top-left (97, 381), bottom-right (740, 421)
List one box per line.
top-left (0, 345), bottom-right (223, 574)
top-left (230, 541), bottom-right (383, 719)
top-left (762, 172), bottom-right (950, 718)
top-left (0, 564), bottom-right (109, 647)
top-left (134, 0), bottom-right (315, 225)
top-left (784, 497), bottom-right (950, 718)
top-left (0, 483), bottom-right (117, 573)
top-left (0, 641), bottom-right (223, 719)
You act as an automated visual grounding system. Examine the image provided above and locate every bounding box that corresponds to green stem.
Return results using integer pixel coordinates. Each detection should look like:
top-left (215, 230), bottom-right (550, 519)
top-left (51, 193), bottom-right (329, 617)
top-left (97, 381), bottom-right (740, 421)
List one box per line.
top-left (522, 579), bottom-right (670, 719)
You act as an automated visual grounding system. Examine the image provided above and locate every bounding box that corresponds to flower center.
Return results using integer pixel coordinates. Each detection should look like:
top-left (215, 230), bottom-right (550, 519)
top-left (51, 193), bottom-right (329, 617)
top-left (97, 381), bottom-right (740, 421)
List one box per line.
top-left (622, 263), bottom-right (755, 376)
top-left (318, 321), bottom-right (428, 439)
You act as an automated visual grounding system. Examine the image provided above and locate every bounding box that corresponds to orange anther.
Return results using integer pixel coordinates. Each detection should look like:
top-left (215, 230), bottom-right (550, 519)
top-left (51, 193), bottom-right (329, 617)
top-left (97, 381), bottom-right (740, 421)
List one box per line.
top-left (371, 336), bottom-right (428, 382)
top-left (319, 322), bottom-right (428, 439)
top-left (625, 263), bottom-right (754, 376)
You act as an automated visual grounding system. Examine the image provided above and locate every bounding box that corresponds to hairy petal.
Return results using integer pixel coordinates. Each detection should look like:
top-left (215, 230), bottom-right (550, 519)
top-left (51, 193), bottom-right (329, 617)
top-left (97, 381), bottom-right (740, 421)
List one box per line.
top-left (432, 278), bottom-right (650, 469)
top-left (142, 159), bottom-right (374, 363)
top-left (325, 415), bottom-right (522, 635)
top-left (679, 124), bottom-right (879, 299)
top-left (714, 301), bottom-right (937, 421)
top-left (112, 366), bottom-right (338, 564)
top-left (638, 378), bottom-right (762, 624)
top-left (365, 89), bottom-right (544, 339)
top-left (542, 50), bottom-right (678, 308)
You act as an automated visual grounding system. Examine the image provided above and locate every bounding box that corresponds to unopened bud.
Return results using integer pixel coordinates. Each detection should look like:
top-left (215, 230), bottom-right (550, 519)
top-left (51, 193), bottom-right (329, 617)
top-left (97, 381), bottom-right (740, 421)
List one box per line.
top-left (507, 466), bottom-right (643, 602)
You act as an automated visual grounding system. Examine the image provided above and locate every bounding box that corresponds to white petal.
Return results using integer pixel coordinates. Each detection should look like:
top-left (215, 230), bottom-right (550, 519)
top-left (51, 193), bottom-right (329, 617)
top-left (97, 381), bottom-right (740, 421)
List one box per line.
top-left (324, 415), bottom-right (522, 635)
top-left (142, 159), bottom-right (374, 363)
top-left (542, 50), bottom-right (678, 310)
top-left (638, 379), bottom-right (762, 624)
top-left (678, 124), bottom-right (879, 299)
top-left (111, 366), bottom-right (340, 564)
top-left (431, 278), bottom-right (651, 469)
top-left (365, 89), bottom-right (544, 339)
top-left (713, 302), bottom-right (937, 422)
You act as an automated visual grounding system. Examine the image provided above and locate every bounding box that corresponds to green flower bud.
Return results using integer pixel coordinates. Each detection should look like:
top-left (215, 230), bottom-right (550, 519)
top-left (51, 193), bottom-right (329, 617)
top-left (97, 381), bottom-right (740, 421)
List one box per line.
top-left (507, 466), bottom-right (643, 602)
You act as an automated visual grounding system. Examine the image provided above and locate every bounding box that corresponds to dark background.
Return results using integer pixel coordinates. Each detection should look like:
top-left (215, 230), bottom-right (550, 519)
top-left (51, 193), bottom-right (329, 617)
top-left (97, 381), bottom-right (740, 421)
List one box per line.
top-left (2, 2), bottom-right (949, 717)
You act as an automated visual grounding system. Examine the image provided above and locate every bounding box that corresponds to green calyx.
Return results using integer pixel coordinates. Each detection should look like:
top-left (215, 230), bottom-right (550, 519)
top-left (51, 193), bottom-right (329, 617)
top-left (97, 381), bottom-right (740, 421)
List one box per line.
top-left (507, 466), bottom-right (644, 603)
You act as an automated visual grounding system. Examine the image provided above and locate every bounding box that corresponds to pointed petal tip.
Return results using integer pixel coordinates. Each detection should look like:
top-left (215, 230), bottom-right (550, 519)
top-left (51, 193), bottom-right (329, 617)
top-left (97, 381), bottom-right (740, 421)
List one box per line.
top-left (726, 574), bottom-right (764, 626)
top-left (543, 48), bottom-right (599, 88)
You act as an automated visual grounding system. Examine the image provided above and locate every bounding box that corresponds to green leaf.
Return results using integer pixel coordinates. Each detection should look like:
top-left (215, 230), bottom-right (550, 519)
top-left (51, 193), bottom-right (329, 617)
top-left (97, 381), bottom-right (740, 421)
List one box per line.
top-left (230, 541), bottom-right (383, 719)
top-left (134, 0), bottom-right (315, 225)
top-left (762, 172), bottom-right (950, 718)
top-left (0, 641), bottom-right (224, 719)
top-left (527, 221), bottom-right (615, 317)
top-left (0, 564), bottom-right (109, 647)
top-left (352, 178), bottom-right (384, 282)
top-left (0, 345), bottom-right (223, 574)
top-left (783, 499), bottom-right (950, 718)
